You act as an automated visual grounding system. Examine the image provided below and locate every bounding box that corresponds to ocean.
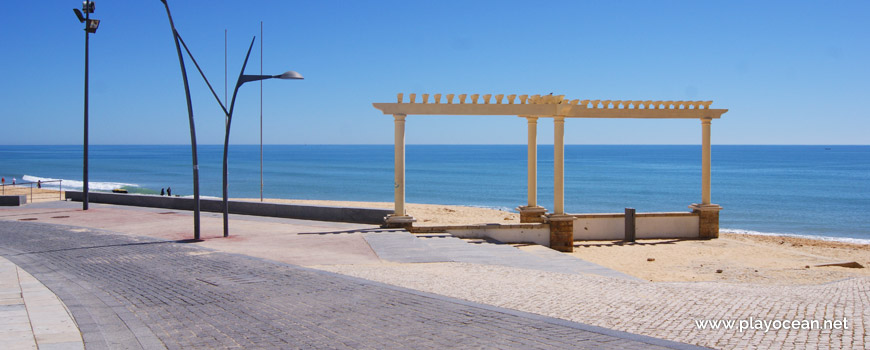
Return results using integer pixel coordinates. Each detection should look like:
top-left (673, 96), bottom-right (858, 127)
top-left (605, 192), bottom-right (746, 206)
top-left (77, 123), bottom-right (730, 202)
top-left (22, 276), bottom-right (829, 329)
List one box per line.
top-left (1, 145), bottom-right (868, 243)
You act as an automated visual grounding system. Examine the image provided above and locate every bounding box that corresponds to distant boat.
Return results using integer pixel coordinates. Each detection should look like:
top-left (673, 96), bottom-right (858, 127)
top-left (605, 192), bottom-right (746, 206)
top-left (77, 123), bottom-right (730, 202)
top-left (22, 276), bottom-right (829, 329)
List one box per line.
top-left (112, 188), bottom-right (128, 193)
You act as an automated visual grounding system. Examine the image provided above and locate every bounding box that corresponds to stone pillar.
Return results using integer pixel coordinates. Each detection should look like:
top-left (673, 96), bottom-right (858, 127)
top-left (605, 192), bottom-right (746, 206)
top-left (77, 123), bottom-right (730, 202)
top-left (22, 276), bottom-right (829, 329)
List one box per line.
top-left (701, 118), bottom-right (712, 205)
top-left (690, 117), bottom-right (721, 238)
top-left (385, 114), bottom-right (416, 228)
top-left (553, 116), bottom-right (565, 215)
top-left (518, 116), bottom-right (546, 223)
top-left (548, 117), bottom-right (573, 252)
top-left (526, 116), bottom-right (538, 207)
top-left (690, 204), bottom-right (721, 239)
top-left (548, 214), bottom-right (574, 252)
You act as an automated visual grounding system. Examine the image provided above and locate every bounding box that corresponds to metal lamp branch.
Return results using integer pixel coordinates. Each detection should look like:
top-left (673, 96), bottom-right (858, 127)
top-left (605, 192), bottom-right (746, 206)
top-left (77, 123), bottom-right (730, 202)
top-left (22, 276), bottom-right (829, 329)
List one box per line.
top-left (221, 38), bottom-right (303, 237)
top-left (158, 0), bottom-right (202, 240)
top-left (175, 32), bottom-right (303, 239)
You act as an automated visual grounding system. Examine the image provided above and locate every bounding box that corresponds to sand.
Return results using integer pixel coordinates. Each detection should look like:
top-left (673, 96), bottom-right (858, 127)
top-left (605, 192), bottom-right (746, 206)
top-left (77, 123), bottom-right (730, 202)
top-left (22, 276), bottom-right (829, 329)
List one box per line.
top-left (239, 197), bottom-right (869, 285)
top-left (0, 185), bottom-right (64, 203)
top-left (569, 234), bottom-right (870, 285)
top-left (235, 198), bottom-right (519, 226)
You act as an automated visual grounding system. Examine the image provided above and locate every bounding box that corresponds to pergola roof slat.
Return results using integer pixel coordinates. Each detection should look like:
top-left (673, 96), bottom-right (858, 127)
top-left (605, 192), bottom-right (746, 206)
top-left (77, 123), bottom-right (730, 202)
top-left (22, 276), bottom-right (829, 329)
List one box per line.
top-left (373, 93), bottom-right (727, 119)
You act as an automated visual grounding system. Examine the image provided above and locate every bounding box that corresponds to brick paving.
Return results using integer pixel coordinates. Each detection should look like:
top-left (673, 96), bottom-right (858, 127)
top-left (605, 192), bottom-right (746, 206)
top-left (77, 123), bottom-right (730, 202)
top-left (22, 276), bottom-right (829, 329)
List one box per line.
top-left (0, 221), bottom-right (701, 350)
top-left (319, 262), bottom-right (869, 349)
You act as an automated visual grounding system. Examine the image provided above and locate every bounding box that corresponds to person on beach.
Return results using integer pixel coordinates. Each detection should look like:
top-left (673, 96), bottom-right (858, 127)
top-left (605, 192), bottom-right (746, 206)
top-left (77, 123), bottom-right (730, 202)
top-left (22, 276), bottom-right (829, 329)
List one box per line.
top-left (161, 188), bottom-right (165, 196)
top-left (1, 177), bottom-right (4, 185)
top-left (167, 187), bottom-right (171, 196)
top-left (37, 180), bottom-right (41, 189)
top-left (12, 178), bottom-right (15, 185)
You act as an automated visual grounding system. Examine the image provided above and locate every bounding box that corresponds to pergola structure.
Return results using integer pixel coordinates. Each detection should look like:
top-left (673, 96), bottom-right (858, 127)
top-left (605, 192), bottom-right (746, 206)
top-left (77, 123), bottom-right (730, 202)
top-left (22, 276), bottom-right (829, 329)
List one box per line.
top-left (374, 93), bottom-right (728, 251)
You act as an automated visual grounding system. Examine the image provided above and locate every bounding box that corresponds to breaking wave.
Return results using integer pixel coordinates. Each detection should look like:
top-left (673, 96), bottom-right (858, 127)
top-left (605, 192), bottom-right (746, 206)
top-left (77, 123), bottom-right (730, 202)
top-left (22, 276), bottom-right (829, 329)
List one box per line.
top-left (21, 175), bottom-right (142, 193)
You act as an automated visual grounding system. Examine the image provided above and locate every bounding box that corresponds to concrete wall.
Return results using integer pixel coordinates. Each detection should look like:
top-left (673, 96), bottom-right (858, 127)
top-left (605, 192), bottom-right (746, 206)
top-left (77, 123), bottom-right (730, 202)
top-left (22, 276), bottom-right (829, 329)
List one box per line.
top-left (413, 224), bottom-right (550, 246)
top-left (573, 212), bottom-right (699, 240)
top-left (0, 195), bottom-right (27, 206)
top-left (637, 214), bottom-right (699, 239)
top-left (64, 191), bottom-right (391, 225)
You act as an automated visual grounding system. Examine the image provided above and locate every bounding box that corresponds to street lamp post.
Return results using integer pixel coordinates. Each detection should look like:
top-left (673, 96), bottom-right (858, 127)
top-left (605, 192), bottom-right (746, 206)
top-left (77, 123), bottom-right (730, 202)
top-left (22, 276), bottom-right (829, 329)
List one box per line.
top-left (172, 34), bottom-right (301, 239)
top-left (73, 1), bottom-right (100, 211)
top-left (155, 2), bottom-right (302, 239)
top-left (222, 38), bottom-right (303, 237)
top-left (158, 0), bottom-right (201, 240)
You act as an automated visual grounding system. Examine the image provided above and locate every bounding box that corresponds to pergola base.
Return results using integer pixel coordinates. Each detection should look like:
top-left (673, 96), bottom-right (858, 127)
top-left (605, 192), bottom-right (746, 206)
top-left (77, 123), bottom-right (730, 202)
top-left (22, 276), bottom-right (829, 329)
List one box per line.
top-left (383, 215), bottom-right (416, 229)
top-left (690, 203), bottom-right (722, 239)
top-left (518, 206), bottom-right (547, 223)
top-left (547, 214), bottom-right (575, 252)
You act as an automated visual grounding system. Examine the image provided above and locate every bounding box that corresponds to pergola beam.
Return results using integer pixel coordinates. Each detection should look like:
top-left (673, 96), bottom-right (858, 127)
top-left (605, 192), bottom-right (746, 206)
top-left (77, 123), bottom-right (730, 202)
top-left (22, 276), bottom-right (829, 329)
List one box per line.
top-left (373, 103), bottom-right (726, 119)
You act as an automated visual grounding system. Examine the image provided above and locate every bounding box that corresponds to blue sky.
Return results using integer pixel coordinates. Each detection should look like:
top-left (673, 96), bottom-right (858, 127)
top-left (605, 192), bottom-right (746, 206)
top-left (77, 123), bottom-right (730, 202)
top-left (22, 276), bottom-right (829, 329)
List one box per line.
top-left (2, 0), bottom-right (868, 145)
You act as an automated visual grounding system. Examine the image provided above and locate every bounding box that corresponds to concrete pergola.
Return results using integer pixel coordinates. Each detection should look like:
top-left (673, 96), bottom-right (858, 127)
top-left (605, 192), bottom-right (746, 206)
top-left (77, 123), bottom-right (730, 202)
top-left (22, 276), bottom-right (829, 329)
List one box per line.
top-left (374, 93), bottom-right (728, 250)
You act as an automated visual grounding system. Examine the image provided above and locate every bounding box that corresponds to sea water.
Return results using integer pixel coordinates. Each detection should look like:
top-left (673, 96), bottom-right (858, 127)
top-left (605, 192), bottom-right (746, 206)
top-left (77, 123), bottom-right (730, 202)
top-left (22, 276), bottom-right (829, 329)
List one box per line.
top-left (1, 145), bottom-right (868, 242)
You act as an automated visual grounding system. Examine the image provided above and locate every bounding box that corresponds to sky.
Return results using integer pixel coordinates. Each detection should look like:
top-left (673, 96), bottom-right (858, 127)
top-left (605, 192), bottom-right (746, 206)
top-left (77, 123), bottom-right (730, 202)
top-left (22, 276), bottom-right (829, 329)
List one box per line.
top-left (1, 0), bottom-right (868, 145)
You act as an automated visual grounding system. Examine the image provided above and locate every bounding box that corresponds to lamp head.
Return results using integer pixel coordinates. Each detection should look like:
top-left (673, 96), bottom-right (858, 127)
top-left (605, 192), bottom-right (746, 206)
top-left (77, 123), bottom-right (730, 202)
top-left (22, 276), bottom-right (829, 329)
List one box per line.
top-left (82, 1), bottom-right (95, 14)
top-left (86, 19), bottom-right (100, 33)
top-left (276, 71), bottom-right (304, 80)
top-left (73, 8), bottom-right (85, 23)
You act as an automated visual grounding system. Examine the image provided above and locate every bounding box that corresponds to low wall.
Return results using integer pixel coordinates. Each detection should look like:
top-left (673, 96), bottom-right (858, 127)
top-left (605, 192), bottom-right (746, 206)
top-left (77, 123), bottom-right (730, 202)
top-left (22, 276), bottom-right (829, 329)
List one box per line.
top-left (412, 223), bottom-right (550, 246)
top-left (0, 195), bottom-right (27, 206)
top-left (64, 191), bottom-right (391, 225)
top-left (573, 212), bottom-right (699, 240)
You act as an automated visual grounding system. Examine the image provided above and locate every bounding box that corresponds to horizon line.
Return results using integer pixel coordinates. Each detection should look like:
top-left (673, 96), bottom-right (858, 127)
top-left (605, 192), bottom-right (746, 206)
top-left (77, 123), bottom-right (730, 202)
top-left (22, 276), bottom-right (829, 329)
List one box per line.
top-left (1, 143), bottom-right (868, 147)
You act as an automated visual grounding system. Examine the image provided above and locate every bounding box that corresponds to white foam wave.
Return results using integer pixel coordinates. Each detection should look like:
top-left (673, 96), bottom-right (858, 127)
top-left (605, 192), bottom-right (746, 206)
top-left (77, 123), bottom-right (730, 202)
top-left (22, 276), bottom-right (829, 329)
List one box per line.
top-left (721, 228), bottom-right (870, 245)
top-left (21, 175), bottom-right (139, 192)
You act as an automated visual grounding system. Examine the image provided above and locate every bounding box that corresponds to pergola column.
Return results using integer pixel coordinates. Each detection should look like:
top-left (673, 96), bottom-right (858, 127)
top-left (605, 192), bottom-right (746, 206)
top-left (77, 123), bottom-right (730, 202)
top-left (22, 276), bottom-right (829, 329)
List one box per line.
top-left (553, 116), bottom-right (565, 215)
top-left (527, 116), bottom-right (538, 207)
top-left (518, 116), bottom-right (546, 223)
top-left (384, 113), bottom-right (415, 228)
top-left (701, 118), bottom-right (712, 205)
top-left (690, 117), bottom-right (721, 238)
top-left (548, 116), bottom-right (573, 252)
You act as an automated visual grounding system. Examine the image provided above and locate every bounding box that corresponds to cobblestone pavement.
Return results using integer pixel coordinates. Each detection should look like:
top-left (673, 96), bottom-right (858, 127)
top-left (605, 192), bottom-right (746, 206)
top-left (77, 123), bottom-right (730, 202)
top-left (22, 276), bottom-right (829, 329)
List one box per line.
top-left (317, 262), bottom-right (869, 349)
top-left (0, 221), bottom-right (702, 350)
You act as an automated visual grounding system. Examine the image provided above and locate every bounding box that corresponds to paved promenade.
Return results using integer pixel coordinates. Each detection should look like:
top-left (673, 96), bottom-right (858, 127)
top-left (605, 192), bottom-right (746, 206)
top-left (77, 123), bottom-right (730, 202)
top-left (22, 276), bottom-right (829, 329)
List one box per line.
top-left (2, 202), bottom-right (866, 349)
top-left (0, 203), bottom-right (700, 349)
top-left (1, 256), bottom-right (83, 349)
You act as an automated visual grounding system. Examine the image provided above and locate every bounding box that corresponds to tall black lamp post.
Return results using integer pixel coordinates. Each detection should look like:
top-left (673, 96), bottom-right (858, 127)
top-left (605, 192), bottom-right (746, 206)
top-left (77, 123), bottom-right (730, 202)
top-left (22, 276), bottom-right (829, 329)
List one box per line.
top-left (73, 1), bottom-right (100, 211)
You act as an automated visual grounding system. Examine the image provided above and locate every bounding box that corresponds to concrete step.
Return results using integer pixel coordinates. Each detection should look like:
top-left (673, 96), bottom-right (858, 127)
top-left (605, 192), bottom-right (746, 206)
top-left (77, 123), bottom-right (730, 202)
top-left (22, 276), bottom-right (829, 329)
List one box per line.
top-left (418, 235), bottom-right (642, 281)
top-left (364, 231), bottom-right (641, 281)
top-left (361, 231), bottom-right (450, 263)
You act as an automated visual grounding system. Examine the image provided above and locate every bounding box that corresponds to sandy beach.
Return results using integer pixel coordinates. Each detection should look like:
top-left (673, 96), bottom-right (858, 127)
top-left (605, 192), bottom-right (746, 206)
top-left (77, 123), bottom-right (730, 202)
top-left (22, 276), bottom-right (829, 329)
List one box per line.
top-left (235, 198), bottom-right (520, 226)
top-left (240, 198), bottom-right (870, 285)
top-left (0, 184), bottom-right (64, 203)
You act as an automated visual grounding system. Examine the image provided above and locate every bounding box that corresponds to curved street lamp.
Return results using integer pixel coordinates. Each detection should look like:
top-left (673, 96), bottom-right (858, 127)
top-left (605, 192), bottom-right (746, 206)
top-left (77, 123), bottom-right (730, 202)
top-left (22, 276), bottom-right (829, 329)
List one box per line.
top-left (222, 38), bottom-right (303, 237)
top-left (158, 0), bottom-right (202, 240)
top-left (159, 0), bottom-right (302, 240)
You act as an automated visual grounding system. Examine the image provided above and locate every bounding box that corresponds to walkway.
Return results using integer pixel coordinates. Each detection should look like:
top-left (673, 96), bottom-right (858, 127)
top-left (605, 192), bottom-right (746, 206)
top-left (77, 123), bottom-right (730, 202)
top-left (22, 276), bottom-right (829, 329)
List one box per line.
top-left (0, 256), bottom-right (83, 349)
top-left (0, 217), bottom-right (700, 349)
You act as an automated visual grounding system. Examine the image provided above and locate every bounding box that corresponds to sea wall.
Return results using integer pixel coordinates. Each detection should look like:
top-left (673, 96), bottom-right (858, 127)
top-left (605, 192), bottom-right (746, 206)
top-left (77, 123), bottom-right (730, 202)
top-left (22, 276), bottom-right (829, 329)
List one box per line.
top-left (407, 213), bottom-right (699, 246)
top-left (64, 191), bottom-right (390, 225)
top-left (573, 212), bottom-right (699, 240)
